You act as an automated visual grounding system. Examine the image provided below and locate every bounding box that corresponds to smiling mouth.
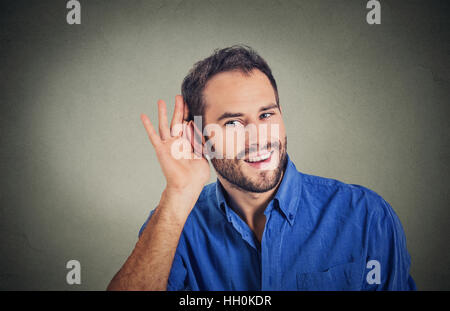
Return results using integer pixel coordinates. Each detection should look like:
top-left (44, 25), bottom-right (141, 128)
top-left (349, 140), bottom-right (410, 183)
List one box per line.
top-left (244, 150), bottom-right (274, 163)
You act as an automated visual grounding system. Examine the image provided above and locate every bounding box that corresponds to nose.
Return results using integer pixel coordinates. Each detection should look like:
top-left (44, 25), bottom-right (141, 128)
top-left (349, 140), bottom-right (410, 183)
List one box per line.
top-left (244, 118), bottom-right (274, 152)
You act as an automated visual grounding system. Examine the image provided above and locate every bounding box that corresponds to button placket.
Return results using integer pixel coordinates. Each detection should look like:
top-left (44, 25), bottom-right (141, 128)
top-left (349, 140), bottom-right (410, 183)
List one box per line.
top-left (260, 209), bottom-right (273, 290)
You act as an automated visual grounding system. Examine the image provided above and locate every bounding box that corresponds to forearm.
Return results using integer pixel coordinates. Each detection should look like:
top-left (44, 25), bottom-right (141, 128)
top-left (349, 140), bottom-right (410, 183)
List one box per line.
top-left (107, 187), bottom-right (200, 291)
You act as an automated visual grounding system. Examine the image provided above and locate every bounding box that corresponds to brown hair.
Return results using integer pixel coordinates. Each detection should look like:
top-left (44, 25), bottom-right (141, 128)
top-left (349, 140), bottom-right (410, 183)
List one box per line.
top-left (181, 45), bottom-right (279, 121)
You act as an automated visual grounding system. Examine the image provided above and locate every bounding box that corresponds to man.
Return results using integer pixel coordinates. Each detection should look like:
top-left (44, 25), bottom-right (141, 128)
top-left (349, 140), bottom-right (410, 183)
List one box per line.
top-left (107, 45), bottom-right (416, 291)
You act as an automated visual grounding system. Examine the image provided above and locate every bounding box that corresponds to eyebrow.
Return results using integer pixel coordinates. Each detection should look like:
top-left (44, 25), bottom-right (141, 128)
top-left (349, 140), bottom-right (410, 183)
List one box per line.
top-left (216, 103), bottom-right (278, 122)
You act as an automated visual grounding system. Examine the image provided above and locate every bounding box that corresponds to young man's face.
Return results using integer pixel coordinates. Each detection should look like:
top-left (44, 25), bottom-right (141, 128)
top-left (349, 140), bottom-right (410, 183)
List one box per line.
top-left (202, 69), bottom-right (287, 193)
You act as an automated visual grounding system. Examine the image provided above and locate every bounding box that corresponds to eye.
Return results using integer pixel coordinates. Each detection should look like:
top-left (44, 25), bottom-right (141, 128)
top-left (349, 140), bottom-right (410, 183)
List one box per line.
top-left (260, 112), bottom-right (273, 120)
top-left (224, 120), bottom-right (243, 127)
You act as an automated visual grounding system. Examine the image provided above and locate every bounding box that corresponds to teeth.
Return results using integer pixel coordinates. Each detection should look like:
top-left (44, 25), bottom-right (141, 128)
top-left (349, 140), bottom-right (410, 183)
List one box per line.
top-left (247, 151), bottom-right (272, 163)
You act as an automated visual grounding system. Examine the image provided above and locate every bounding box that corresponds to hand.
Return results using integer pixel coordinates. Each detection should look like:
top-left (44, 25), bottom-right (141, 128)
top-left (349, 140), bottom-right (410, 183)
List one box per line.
top-left (140, 95), bottom-right (210, 195)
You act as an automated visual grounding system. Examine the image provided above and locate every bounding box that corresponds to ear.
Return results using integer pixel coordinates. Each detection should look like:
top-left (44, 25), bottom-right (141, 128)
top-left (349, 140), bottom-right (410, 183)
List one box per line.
top-left (182, 97), bottom-right (192, 122)
top-left (184, 120), bottom-right (205, 159)
top-left (191, 119), bottom-right (207, 146)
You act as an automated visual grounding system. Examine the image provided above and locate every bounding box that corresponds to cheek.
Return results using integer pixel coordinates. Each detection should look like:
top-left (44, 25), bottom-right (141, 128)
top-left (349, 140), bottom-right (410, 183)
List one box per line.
top-left (204, 128), bottom-right (243, 158)
top-left (223, 128), bottom-right (246, 158)
top-left (265, 119), bottom-right (285, 145)
top-left (277, 124), bottom-right (286, 143)
top-left (203, 125), bottom-right (225, 157)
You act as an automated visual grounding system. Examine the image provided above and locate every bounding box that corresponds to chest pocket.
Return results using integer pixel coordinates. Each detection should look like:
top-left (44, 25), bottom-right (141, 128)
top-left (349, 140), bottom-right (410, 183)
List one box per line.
top-left (296, 262), bottom-right (362, 291)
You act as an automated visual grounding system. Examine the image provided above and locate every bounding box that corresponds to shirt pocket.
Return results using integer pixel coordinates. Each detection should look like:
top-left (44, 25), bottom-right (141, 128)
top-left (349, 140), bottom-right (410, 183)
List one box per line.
top-left (296, 262), bottom-right (361, 291)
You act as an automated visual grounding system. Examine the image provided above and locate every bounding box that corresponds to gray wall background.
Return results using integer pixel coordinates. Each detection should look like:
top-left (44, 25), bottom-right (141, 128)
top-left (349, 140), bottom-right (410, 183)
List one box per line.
top-left (0, 0), bottom-right (449, 290)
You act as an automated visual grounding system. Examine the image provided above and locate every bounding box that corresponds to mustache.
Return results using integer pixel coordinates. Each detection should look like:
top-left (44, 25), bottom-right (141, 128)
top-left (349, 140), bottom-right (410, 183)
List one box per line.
top-left (235, 140), bottom-right (281, 160)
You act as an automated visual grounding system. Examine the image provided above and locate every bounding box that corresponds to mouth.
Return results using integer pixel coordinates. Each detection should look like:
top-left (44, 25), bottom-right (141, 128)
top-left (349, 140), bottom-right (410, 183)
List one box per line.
top-left (244, 150), bottom-right (274, 169)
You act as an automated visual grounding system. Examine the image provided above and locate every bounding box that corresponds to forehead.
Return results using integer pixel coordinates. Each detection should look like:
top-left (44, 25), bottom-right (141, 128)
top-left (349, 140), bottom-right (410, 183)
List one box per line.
top-left (202, 69), bottom-right (276, 122)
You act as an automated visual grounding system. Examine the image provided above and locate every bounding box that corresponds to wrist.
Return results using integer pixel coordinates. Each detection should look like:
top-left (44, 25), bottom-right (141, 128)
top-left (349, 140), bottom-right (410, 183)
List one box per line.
top-left (157, 185), bottom-right (203, 219)
top-left (164, 184), bottom-right (203, 201)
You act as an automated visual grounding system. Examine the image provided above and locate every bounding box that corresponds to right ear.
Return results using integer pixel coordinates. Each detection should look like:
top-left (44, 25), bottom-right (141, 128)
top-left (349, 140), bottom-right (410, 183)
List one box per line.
top-left (182, 97), bottom-right (192, 122)
top-left (186, 120), bottom-right (205, 159)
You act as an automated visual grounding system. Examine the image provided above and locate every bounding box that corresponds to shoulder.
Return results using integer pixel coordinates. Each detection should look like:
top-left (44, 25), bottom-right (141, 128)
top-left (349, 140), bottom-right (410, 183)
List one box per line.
top-left (191, 182), bottom-right (219, 217)
top-left (299, 171), bottom-right (391, 221)
top-left (183, 182), bottom-right (225, 230)
top-left (195, 182), bottom-right (217, 206)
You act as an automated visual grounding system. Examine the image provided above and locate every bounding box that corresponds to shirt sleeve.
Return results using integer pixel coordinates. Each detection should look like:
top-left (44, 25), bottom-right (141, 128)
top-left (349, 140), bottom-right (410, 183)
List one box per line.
top-left (138, 209), bottom-right (156, 238)
top-left (138, 209), bottom-right (189, 291)
top-left (166, 251), bottom-right (188, 291)
top-left (362, 197), bottom-right (416, 290)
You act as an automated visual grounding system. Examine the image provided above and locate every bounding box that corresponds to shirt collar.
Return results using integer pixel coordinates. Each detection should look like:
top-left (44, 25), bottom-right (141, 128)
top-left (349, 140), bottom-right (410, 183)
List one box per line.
top-left (215, 154), bottom-right (301, 226)
top-left (215, 180), bottom-right (232, 222)
top-left (272, 154), bottom-right (301, 225)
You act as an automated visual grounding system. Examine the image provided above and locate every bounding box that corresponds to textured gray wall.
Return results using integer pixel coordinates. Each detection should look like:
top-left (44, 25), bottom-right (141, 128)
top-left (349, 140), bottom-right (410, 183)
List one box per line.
top-left (0, 0), bottom-right (449, 290)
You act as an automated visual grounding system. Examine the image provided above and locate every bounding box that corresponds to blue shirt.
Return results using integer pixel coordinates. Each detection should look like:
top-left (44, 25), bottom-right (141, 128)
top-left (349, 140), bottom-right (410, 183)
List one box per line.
top-left (139, 155), bottom-right (416, 290)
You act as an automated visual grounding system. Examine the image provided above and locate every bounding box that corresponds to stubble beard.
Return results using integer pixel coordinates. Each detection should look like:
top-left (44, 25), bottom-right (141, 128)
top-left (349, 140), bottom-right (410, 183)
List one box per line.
top-left (210, 137), bottom-right (288, 193)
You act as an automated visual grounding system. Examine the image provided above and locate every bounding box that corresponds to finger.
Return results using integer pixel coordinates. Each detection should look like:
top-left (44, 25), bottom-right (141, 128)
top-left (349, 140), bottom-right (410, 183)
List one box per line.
top-left (140, 113), bottom-right (161, 148)
top-left (157, 99), bottom-right (171, 140)
top-left (170, 95), bottom-right (184, 136)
